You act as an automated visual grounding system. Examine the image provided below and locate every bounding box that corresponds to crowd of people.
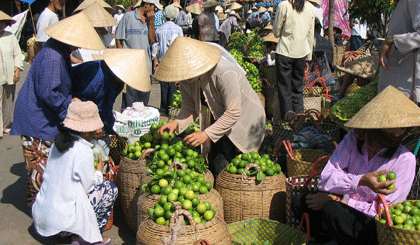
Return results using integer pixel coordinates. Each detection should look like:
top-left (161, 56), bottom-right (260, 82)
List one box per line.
top-left (1, 0), bottom-right (420, 244)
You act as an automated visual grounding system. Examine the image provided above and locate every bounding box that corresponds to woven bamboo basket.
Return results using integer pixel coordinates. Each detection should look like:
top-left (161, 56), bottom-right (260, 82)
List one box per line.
top-left (375, 195), bottom-right (420, 245)
top-left (137, 188), bottom-right (224, 225)
top-left (286, 149), bottom-right (330, 178)
top-left (118, 149), bottom-right (155, 231)
top-left (169, 107), bottom-right (181, 120)
top-left (137, 210), bottom-right (231, 245)
top-left (257, 92), bottom-right (266, 109)
top-left (215, 164), bottom-right (287, 224)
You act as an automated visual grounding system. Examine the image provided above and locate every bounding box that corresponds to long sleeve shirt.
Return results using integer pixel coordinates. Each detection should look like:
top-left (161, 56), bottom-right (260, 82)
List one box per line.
top-left (176, 57), bottom-right (265, 153)
top-left (273, 1), bottom-right (315, 60)
top-left (0, 31), bottom-right (23, 86)
top-left (219, 16), bottom-right (239, 40)
top-left (32, 136), bottom-right (103, 243)
top-left (175, 10), bottom-right (189, 28)
top-left (319, 130), bottom-right (416, 218)
top-left (71, 60), bottom-right (124, 134)
top-left (10, 39), bottom-right (72, 141)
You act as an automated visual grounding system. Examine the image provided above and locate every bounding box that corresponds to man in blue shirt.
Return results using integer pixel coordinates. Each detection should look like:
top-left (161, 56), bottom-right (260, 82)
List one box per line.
top-left (116, 0), bottom-right (161, 108)
top-left (10, 12), bottom-right (104, 206)
top-left (152, 5), bottom-right (183, 116)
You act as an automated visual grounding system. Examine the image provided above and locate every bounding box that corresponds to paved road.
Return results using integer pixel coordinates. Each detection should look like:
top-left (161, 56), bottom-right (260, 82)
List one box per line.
top-left (0, 62), bottom-right (166, 244)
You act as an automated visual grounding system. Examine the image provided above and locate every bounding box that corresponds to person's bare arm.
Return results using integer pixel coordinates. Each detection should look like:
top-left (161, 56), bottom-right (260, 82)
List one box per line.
top-left (199, 25), bottom-right (204, 41)
top-left (147, 10), bottom-right (156, 44)
top-left (116, 39), bottom-right (123, 49)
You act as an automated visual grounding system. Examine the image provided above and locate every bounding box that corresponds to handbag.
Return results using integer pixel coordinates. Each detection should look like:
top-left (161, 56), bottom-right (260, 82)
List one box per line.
top-left (304, 51), bottom-right (335, 86)
top-left (285, 155), bottom-right (330, 227)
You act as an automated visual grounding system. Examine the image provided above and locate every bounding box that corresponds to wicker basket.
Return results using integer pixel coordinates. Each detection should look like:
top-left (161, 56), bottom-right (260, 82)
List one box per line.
top-left (137, 210), bottom-right (231, 245)
top-left (117, 149), bottom-right (155, 231)
top-left (137, 188), bottom-right (224, 225)
top-left (286, 149), bottom-right (331, 177)
top-left (303, 95), bottom-right (322, 112)
top-left (375, 195), bottom-right (420, 245)
top-left (257, 92), bottom-right (265, 109)
top-left (169, 107), bottom-right (181, 120)
top-left (215, 164), bottom-right (287, 224)
top-left (109, 135), bottom-right (129, 165)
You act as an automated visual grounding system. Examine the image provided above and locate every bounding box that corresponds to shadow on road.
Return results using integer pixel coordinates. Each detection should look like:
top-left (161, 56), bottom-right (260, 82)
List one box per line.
top-left (1, 161), bottom-right (31, 217)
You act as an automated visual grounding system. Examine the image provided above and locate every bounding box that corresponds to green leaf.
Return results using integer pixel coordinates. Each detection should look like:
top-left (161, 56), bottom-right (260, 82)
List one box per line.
top-left (257, 171), bottom-right (266, 181)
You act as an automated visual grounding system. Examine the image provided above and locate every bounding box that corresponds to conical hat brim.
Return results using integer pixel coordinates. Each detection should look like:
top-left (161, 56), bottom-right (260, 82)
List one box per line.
top-left (102, 49), bottom-right (151, 92)
top-left (134, 0), bottom-right (142, 8)
top-left (230, 2), bottom-right (242, 10)
top-left (82, 2), bottom-right (118, 27)
top-left (45, 12), bottom-right (105, 50)
top-left (186, 3), bottom-right (202, 15)
top-left (344, 86), bottom-right (420, 129)
top-left (74, 0), bottom-right (114, 13)
top-left (171, 2), bottom-right (183, 9)
top-left (215, 6), bottom-right (223, 12)
top-left (258, 7), bottom-right (267, 13)
top-left (247, 9), bottom-right (252, 14)
top-left (203, 0), bottom-right (221, 8)
top-left (263, 33), bottom-right (279, 43)
top-left (267, 7), bottom-right (273, 12)
top-left (335, 55), bottom-right (379, 79)
top-left (116, 4), bottom-right (126, 10)
top-left (264, 24), bottom-right (273, 30)
top-left (0, 11), bottom-right (16, 24)
top-left (154, 37), bottom-right (221, 82)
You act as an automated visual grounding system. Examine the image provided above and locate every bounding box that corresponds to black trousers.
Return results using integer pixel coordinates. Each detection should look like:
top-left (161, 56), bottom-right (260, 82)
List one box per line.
top-left (275, 54), bottom-right (306, 119)
top-left (292, 193), bottom-right (378, 245)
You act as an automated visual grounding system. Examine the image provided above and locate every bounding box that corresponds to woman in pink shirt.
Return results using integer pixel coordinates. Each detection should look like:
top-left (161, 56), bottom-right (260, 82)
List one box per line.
top-left (293, 86), bottom-right (420, 244)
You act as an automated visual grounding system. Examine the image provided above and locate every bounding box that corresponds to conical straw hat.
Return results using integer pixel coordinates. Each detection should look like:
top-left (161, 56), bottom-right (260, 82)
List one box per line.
top-left (335, 55), bottom-right (379, 79)
top-left (258, 6), bottom-right (267, 13)
top-left (133, 0), bottom-right (142, 8)
top-left (186, 3), bottom-right (202, 15)
top-left (267, 7), bottom-right (273, 12)
top-left (116, 4), bottom-right (126, 10)
top-left (203, 0), bottom-right (221, 8)
top-left (171, 2), bottom-right (182, 9)
top-left (264, 24), bottom-right (273, 30)
top-left (230, 2), bottom-right (242, 10)
top-left (247, 9), bottom-right (252, 14)
top-left (45, 12), bottom-right (105, 50)
top-left (215, 5), bottom-right (223, 13)
top-left (344, 86), bottom-right (420, 129)
top-left (74, 0), bottom-right (114, 13)
top-left (154, 37), bottom-right (221, 82)
top-left (101, 49), bottom-right (151, 92)
top-left (0, 11), bottom-right (16, 25)
top-left (82, 2), bottom-right (118, 27)
top-left (263, 33), bottom-right (279, 43)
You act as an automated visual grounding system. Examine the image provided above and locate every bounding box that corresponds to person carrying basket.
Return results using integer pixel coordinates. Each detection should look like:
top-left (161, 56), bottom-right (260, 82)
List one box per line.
top-left (293, 85), bottom-right (420, 244)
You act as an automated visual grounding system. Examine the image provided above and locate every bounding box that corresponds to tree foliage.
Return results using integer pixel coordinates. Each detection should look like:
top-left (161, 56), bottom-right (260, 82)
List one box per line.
top-left (348, 0), bottom-right (395, 37)
top-left (104, 0), bottom-right (135, 9)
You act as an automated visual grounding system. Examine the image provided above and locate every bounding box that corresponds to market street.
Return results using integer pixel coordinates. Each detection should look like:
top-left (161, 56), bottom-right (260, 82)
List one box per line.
top-left (0, 62), bottom-right (165, 244)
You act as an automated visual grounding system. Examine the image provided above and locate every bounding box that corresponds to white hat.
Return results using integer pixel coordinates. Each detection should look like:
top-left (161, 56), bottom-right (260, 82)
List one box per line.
top-left (164, 5), bottom-right (179, 20)
top-left (144, 0), bottom-right (163, 10)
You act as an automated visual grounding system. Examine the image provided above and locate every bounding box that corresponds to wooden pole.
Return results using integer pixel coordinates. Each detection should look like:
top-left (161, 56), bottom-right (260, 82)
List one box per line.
top-left (328, 0), bottom-right (334, 44)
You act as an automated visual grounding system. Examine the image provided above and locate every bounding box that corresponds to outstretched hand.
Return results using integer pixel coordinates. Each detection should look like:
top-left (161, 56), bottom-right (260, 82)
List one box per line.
top-left (183, 131), bottom-right (209, 148)
top-left (379, 36), bottom-right (394, 70)
top-left (158, 120), bottom-right (178, 137)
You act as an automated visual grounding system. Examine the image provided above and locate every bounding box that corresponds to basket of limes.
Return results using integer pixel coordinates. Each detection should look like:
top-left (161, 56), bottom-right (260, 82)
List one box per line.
top-left (137, 161), bottom-right (223, 225)
top-left (137, 202), bottom-right (231, 244)
top-left (216, 152), bottom-right (286, 224)
top-left (376, 194), bottom-right (420, 244)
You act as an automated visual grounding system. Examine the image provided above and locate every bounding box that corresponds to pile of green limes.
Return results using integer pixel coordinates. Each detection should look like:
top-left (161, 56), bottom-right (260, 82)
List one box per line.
top-left (226, 152), bottom-right (281, 181)
top-left (380, 200), bottom-right (420, 231)
top-left (378, 171), bottom-right (397, 190)
top-left (147, 190), bottom-right (216, 226)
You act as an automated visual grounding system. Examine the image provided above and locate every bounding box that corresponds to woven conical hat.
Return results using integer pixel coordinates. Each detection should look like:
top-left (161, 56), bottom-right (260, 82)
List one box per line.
top-left (102, 49), bottom-right (151, 92)
top-left (116, 4), bottom-right (126, 10)
top-left (74, 0), bottom-right (114, 13)
top-left (247, 9), bottom-right (252, 14)
top-left (264, 24), bottom-right (273, 30)
top-left (186, 3), bottom-right (202, 15)
top-left (267, 7), bottom-right (273, 12)
top-left (154, 37), bottom-right (221, 82)
top-left (171, 2), bottom-right (182, 9)
top-left (258, 6), bottom-right (267, 13)
top-left (45, 12), bottom-right (105, 50)
top-left (263, 33), bottom-right (279, 43)
top-left (203, 0), bottom-right (221, 8)
top-left (215, 5), bottom-right (223, 13)
top-left (230, 2), bottom-right (242, 10)
top-left (344, 86), bottom-right (420, 129)
top-left (82, 2), bottom-right (118, 27)
top-left (0, 11), bottom-right (16, 25)
top-left (133, 0), bottom-right (142, 8)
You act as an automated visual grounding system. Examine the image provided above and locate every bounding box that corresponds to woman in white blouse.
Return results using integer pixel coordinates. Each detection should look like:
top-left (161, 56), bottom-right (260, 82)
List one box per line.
top-left (32, 101), bottom-right (117, 245)
top-left (0, 11), bottom-right (23, 138)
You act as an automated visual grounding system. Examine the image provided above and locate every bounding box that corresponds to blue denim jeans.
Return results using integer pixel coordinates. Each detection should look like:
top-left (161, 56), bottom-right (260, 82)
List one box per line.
top-left (159, 81), bottom-right (176, 115)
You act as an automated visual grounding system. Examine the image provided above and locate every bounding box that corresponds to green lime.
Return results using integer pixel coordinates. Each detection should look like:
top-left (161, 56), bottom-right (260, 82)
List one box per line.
top-left (378, 174), bottom-right (387, 182)
top-left (237, 168), bottom-right (244, 175)
top-left (159, 179), bottom-right (169, 188)
top-left (232, 158), bottom-right (241, 166)
top-left (196, 203), bottom-right (207, 214)
top-left (154, 207), bottom-right (165, 218)
top-left (241, 153), bottom-right (250, 161)
top-left (184, 190), bottom-right (195, 200)
top-left (182, 199), bottom-right (193, 210)
top-left (266, 167), bottom-right (275, 176)
top-left (167, 147), bottom-right (176, 156)
top-left (167, 192), bottom-right (178, 202)
top-left (199, 186), bottom-right (209, 194)
top-left (404, 205), bottom-right (412, 214)
top-left (394, 216), bottom-right (404, 224)
top-left (192, 183), bottom-right (201, 192)
top-left (204, 182), bottom-right (212, 190)
top-left (239, 160), bottom-right (248, 168)
top-left (380, 219), bottom-right (386, 224)
top-left (274, 164), bottom-right (281, 173)
top-left (164, 210), bottom-right (173, 220)
top-left (262, 154), bottom-right (270, 160)
top-left (415, 201), bottom-right (420, 209)
top-left (396, 204), bottom-right (404, 210)
top-left (161, 186), bottom-right (173, 195)
top-left (151, 185), bottom-right (161, 194)
top-left (403, 200), bottom-right (412, 206)
top-left (158, 195), bottom-right (168, 205)
top-left (191, 197), bottom-right (201, 206)
top-left (191, 211), bottom-right (200, 218)
top-left (203, 210), bottom-right (214, 221)
top-left (187, 160), bottom-right (195, 168)
top-left (387, 171), bottom-right (397, 180)
top-left (178, 196), bottom-right (185, 203)
top-left (164, 202), bottom-right (173, 212)
top-left (162, 131), bottom-right (170, 140)
top-left (193, 216), bottom-right (202, 223)
top-left (183, 175), bottom-right (192, 183)
top-left (173, 181), bottom-right (184, 190)
top-left (186, 149), bottom-right (194, 157)
top-left (203, 201), bottom-right (211, 210)
top-left (122, 149), bottom-right (128, 156)
top-left (161, 143), bottom-right (169, 151)
top-left (250, 151), bottom-right (260, 160)
top-left (155, 217), bottom-right (166, 225)
top-left (177, 169), bottom-right (186, 177)
top-left (229, 166), bottom-right (238, 174)
top-left (160, 153), bottom-right (170, 162)
top-left (394, 209), bottom-right (403, 216)
top-left (387, 183), bottom-right (395, 190)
